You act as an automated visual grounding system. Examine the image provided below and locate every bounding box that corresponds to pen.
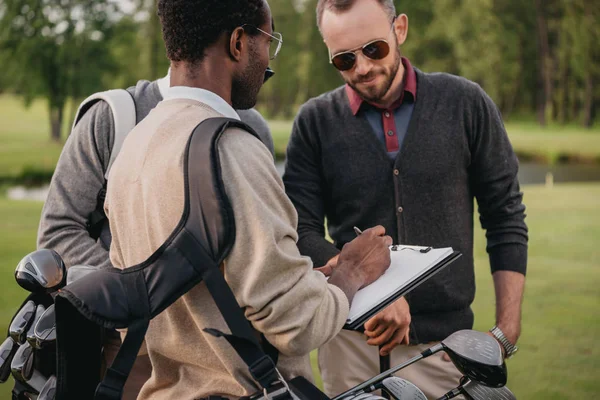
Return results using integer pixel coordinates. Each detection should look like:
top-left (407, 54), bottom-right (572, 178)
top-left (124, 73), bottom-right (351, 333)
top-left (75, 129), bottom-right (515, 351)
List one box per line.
top-left (353, 226), bottom-right (362, 236)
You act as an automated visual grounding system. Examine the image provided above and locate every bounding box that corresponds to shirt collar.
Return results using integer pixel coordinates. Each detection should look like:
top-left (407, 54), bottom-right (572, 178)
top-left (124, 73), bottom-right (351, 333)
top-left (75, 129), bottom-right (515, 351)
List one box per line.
top-left (346, 56), bottom-right (417, 116)
top-left (163, 86), bottom-right (240, 120)
top-left (156, 68), bottom-right (171, 99)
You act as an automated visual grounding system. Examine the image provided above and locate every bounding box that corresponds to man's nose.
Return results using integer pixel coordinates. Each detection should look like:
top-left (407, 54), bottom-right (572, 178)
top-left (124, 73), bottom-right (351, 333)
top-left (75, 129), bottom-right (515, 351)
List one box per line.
top-left (354, 52), bottom-right (373, 76)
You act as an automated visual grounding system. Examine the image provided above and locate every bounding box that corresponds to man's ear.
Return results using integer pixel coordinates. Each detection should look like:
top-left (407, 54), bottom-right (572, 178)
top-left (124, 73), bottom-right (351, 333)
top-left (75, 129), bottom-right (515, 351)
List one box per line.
top-left (394, 14), bottom-right (408, 46)
top-left (229, 27), bottom-right (245, 61)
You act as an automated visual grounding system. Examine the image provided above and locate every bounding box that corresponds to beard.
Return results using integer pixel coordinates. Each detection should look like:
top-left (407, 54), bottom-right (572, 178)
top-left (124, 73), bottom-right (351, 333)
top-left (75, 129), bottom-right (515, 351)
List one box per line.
top-left (346, 49), bottom-right (401, 104)
top-left (231, 43), bottom-right (265, 110)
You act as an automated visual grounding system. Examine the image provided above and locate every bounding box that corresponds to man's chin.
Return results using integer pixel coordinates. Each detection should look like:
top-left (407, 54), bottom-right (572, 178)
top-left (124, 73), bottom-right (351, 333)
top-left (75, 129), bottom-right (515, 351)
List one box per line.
top-left (351, 85), bottom-right (386, 104)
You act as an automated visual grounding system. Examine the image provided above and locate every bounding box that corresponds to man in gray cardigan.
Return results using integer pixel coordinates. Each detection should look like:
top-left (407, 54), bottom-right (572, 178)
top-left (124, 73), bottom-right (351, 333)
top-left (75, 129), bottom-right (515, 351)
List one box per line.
top-left (36, 71), bottom-right (275, 399)
top-left (283, 0), bottom-right (528, 397)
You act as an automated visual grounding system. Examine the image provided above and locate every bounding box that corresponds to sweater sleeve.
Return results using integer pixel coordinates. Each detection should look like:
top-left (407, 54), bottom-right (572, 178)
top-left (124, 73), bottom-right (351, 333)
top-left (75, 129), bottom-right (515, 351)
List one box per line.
top-left (237, 108), bottom-right (275, 159)
top-left (282, 106), bottom-right (341, 268)
top-left (469, 87), bottom-right (528, 275)
top-left (37, 101), bottom-right (114, 269)
top-left (218, 129), bottom-right (349, 357)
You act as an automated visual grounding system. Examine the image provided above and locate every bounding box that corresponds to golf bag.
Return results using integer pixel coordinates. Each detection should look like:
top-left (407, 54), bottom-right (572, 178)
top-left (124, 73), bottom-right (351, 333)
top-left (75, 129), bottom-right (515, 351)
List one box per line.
top-left (71, 89), bottom-right (137, 241)
top-left (54, 118), bottom-right (330, 400)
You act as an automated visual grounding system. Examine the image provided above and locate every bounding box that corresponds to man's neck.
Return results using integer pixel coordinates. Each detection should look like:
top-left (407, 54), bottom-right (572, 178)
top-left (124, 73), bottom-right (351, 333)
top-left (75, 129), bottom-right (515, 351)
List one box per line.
top-left (370, 61), bottom-right (406, 109)
top-left (169, 61), bottom-right (233, 105)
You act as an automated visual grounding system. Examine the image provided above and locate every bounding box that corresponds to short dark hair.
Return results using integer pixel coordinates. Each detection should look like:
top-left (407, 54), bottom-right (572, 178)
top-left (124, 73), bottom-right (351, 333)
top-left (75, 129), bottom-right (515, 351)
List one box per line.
top-left (158, 0), bottom-right (268, 62)
top-left (316, 0), bottom-right (396, 32)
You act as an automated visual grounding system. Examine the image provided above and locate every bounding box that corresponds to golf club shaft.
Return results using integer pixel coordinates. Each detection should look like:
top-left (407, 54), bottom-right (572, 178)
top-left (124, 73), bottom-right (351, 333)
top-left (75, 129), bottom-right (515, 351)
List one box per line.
top-left (333, 343), bottom-right (444, 400)
top-left (379, 351), bottom-right (390, 400)
top-left (333, 353), bottom-right (422, 399)
top-left (436, 388), bottom-right (461, 400)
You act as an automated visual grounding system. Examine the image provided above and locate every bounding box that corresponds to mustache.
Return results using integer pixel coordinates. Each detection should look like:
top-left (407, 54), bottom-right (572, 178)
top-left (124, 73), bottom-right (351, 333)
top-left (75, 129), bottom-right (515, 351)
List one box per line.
top-left (353, 70), bottom-right (384, 84)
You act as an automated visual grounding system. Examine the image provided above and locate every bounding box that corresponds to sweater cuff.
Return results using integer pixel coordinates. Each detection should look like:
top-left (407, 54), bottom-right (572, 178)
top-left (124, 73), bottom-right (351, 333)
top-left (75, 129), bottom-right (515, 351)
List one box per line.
top-left (298, 234), bottom-right (341, 268)
top-left (489, 243), bottom-right (527, 275)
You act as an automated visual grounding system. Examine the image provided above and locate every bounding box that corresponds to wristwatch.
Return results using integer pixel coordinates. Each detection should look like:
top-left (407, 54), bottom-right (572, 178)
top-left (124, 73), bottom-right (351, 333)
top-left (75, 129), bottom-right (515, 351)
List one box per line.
top-left (489, 325), bottom-right (518, 358)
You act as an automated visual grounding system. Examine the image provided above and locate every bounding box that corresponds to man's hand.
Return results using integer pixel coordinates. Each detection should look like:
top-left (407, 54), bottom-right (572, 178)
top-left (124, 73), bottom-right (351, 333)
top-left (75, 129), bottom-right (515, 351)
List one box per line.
top-left (327, 226), bottom-right (392, 304)
top-left (364, 297), bottom-right (411, 356)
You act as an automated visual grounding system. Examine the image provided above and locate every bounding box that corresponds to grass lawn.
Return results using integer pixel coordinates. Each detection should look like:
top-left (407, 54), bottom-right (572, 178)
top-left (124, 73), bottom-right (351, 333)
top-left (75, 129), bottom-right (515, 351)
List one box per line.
top-left (2, 94), bottom-right (600, 184)
top-left (0, 183), bottom-right (599, 398)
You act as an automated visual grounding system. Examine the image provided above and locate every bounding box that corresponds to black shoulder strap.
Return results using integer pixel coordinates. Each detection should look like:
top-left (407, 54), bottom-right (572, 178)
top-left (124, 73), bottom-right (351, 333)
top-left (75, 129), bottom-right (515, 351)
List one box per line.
top-left (56, 118), bottom-right (282, 400)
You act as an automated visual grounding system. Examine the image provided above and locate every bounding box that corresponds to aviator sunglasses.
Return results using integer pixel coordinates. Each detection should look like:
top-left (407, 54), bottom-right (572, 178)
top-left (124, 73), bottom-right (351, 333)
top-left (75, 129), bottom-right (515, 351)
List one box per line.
top-left (329, 17), bottom-right (397, 71)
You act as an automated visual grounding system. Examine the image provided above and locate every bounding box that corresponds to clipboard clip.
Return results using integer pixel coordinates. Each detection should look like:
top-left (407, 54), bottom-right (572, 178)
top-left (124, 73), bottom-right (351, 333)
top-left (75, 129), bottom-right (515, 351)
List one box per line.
top-left (391, 245), bottom-right (432, 254)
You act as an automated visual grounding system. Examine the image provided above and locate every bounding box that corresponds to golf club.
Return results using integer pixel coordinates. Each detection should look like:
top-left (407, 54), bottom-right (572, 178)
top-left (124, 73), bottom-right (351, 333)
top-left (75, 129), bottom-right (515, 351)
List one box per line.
top-left (0, 337), bottom-right (19, 383)
top-left (34, 304), bottom-right (56, 348)
top-left (379, 377), bottom-right (427, 400)
top-left (9, 300), bottom-right (36, 344)
top-left (26, 304), bottom-right (46, 349)
top-left (340, 394), bottom-right (388, 400)
top-left (333, 330), bottom-right (507, 400)
top-left (11, 342), bottom-right (36, 382)
top-left (15, 249), bottom-right (66, 294)
top-left (38, 374), bottom-right (56, 400)
top-left (437, 378), bottom-right (516, 400)
top-left (344, 377), bottom-right (427, 400)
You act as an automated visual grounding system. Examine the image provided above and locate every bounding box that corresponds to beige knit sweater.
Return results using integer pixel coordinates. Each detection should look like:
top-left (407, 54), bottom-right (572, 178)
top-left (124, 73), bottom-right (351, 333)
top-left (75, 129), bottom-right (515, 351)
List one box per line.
top-left (105, 98), bottom-right (349, 399)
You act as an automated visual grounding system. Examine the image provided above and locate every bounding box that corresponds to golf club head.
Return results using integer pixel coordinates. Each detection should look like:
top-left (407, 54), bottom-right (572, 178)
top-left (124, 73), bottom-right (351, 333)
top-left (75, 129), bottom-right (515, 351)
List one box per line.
top-left (38, 374), bottom-right (57, 400)
top-left (15, 249), bottom-right (66, 293)
top-left (11, 341), bottom-right (35, 382)
top-left (34, 304), bottom-right (56, 348)
top-left (380, 377), bottom-right (427, 400)
top-left (0, 337), bottom-right (19, 383)
top-left (461, 379), bottom-right (517, 400)
top-left (9, 300), bottom-right (37, 344)
top-left (341, 394), bottom-right (388, 400)
top-left (441, 330), bottom-right (507, 387)
top-left (26, 304), bottom-right (46, 349)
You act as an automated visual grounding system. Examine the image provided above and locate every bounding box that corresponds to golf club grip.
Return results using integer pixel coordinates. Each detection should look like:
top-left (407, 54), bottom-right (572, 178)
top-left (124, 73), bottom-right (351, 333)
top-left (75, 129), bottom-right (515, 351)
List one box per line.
top-left (378, 351), bottom-right (390, 400)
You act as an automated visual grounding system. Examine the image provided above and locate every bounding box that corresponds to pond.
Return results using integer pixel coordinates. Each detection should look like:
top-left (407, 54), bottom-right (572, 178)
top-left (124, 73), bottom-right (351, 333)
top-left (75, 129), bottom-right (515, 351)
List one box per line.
top-left (7, 162), bottom-right (600, 202)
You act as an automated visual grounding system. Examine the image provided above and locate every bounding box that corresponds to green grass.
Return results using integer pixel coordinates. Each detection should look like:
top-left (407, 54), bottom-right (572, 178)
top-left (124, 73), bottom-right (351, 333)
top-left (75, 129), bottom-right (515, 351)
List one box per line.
top-left (269, 119), bottom-right (600, 164)
top-left (1, 183), bottom-right (599, 398)
top-left (3, 94), bottom-right (600, 185)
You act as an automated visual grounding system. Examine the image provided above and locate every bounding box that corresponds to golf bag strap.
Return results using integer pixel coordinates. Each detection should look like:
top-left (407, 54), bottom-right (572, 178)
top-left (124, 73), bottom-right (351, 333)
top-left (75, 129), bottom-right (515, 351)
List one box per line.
top-left (94, 319), bottom-right (149, 400)
top-left (71, 89), bottom-right (137, 180)
top-left (177, 232), bottom-right (280, 389)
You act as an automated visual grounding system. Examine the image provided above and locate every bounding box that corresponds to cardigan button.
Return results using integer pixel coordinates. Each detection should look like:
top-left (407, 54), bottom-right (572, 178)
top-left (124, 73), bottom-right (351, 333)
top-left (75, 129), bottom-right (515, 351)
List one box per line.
top-left (387, 130), bottom-right (394, 136)
top-left (397, 206), bottom-right (404, 213)
top-left (384, 111), bottom-right (391, 118)
top-left (393, 169), bottom-right (399, 176)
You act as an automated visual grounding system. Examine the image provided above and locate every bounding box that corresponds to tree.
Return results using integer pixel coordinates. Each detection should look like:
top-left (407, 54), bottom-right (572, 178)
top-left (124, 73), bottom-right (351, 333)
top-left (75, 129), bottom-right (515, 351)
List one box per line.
top-left (0, 0), bottom-right (122, 141)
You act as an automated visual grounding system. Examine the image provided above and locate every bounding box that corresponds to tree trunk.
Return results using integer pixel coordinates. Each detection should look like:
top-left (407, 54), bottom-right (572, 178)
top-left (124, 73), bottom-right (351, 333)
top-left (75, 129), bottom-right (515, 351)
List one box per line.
top-left (557, 51), bottom-right (568, 125)
top-left (582, 72), bottom-right (594, 128)
top-left (534, 0), bottom-right (550, 126)
top-left (49, 104), bottom-right (64, 142)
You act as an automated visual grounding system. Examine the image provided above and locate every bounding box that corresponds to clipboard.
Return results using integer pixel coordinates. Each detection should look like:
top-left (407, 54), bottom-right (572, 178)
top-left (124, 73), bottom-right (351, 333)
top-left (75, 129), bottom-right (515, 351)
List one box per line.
top-left (343, 250), bottom-right (462, 331)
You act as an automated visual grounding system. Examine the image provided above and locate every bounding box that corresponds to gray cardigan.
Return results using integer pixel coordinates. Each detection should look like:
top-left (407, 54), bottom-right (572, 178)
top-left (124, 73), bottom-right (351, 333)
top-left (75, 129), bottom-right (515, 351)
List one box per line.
top-left (37, 79), bottom-right (275, 270)
top-left (283, 68), bottom-right (528, 343)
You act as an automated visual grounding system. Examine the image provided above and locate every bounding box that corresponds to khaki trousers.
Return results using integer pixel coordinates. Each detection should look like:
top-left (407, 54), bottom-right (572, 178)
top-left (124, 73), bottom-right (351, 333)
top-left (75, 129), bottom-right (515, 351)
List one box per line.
top-left (318, 330), bottom-right (464, 399)
top-left (102, 331), bottom-right (153, 400)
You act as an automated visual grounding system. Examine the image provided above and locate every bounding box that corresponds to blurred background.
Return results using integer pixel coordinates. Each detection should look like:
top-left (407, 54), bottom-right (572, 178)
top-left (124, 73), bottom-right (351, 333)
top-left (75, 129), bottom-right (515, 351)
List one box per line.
top-left (0, 0), bottom-right (598, 399)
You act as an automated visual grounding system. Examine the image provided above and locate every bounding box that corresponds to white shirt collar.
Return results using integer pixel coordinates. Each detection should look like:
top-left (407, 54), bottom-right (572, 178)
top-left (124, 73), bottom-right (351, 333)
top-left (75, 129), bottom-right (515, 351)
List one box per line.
top-left (156, 68), bottom-right (171, 98)
top-left (163, 86), bottom-right (240, 120)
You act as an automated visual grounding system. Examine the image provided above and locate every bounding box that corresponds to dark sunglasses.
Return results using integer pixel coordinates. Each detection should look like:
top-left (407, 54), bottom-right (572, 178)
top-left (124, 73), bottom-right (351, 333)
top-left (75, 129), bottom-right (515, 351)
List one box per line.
top-left (329, 18), bottom-right (396, 72)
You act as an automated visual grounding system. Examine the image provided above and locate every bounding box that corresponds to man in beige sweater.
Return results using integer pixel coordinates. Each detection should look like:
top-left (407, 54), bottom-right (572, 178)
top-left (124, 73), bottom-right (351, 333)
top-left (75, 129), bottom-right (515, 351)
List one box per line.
top-left (104, 0), bottom-right (393, 398)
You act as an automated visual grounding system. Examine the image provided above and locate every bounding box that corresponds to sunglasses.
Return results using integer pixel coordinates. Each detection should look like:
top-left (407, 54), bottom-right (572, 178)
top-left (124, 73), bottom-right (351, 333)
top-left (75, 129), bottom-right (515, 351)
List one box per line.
top-left (329, 18), bottom-right (396, 71)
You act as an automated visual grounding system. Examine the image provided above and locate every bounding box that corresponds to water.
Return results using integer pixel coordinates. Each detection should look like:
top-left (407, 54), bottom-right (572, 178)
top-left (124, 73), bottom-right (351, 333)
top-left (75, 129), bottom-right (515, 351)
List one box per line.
top-left (277, 162), bottom-right (600, 185)
top-left (7, 163), bottom-right (600, 202)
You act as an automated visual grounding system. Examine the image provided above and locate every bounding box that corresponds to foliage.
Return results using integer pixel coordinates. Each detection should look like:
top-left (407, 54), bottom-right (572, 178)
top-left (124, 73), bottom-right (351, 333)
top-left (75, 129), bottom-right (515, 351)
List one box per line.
top-left (0, 0), bottom-right (126, 140)
top-left (1, 0), bottom-right (599, 131)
